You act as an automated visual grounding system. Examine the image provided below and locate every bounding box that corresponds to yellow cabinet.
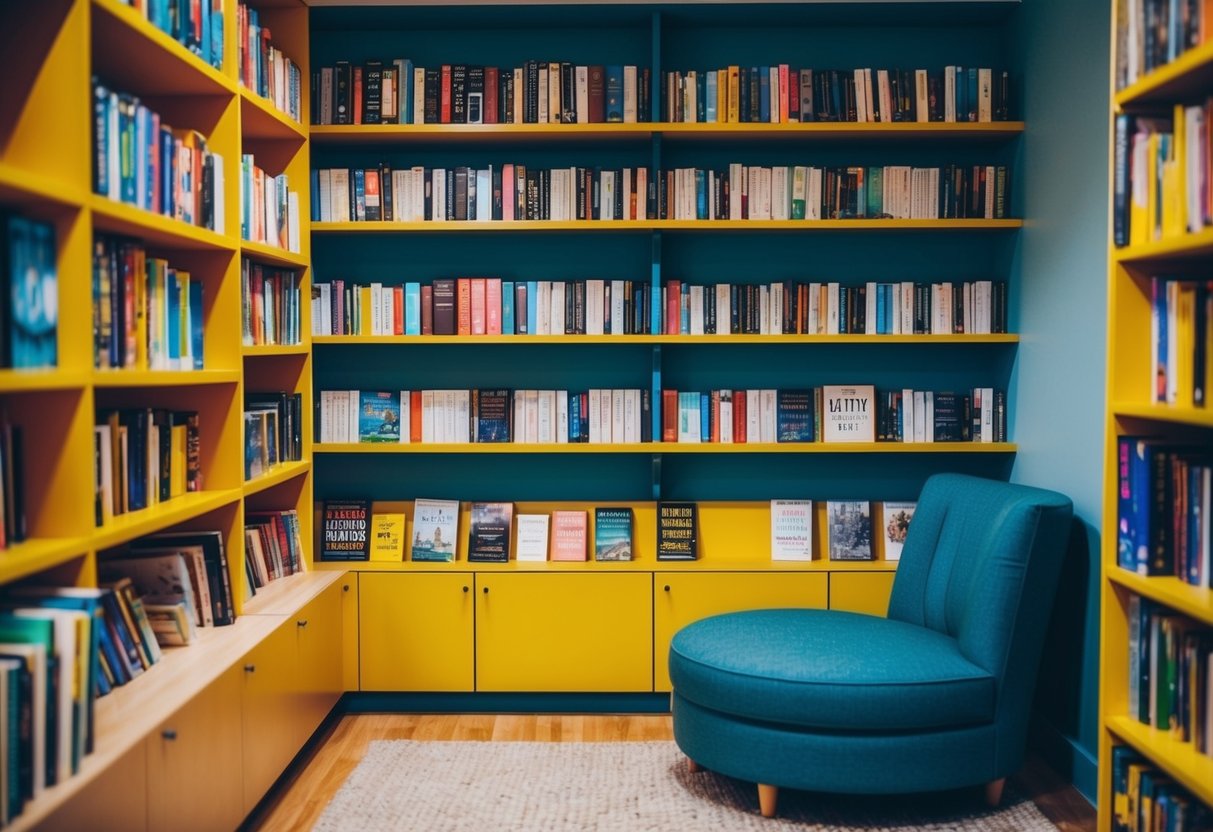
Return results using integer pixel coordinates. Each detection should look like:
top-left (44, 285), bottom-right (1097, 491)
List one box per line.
top-left (340, 574), bottom-right (359, 691)
top-left (294, 581), bottom-right (344, 744)
top-left (476, 573), bottom-right (652, 692)
top-left (147, 665), bottom-right (244, 831)
top-left (654, 572), bottom-right (828, 691)
top-left (42, 742), bottom-right (147, 832)
top-left (242, 620), bottom-right (299, 813)
top-left (829, 572), bottom-right (896, 617)
top-left (360, 572), bottom-right (475, 691)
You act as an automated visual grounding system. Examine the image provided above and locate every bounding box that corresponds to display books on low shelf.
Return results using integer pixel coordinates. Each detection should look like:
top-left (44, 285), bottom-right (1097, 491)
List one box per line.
top-left (469, 502), bottom-right (514, 563)
top-left (93, 81), bottom-right (226, 233)
top-left (241, 154), bottom-right (301, 253)
top-left (662, 65), bottom-right (1010, 124)
top-left (243, 259), bottom-right (302, 346)
top-left (411, 498), bottom-right (459, 562)
top-left (881, 502), bottom-right (916, 562)
top-left (826, 501), bottom-right (873, 561)
top-left (321, 499), bottom-right (370, 562)
top-left (550, 510), bottom-right (588, 561)
top-left (93, 235), bottom-right (205, 371)
top-left (312, 162), bottom-right (1010, 223)
top-left (119, 530), bottom-right (237, 626)
top-left (594, 507), bottom-right (634, 561)
top-left (94, 409), bottom-right (200, 523)
top-left (238, 3), bottom-right (302, 123)
top-left (312, 60), bottom-right (649, 125)
top-left (515, 514), bottom-right (550, 562)
top-left (770, 499), bottom-right (812, 561)
top-left (2, 213), bottom-right (57, 370)
top-left (369, 507), bottom-right (407, 562)
top-left (657, 502), bottom-right (698, 561)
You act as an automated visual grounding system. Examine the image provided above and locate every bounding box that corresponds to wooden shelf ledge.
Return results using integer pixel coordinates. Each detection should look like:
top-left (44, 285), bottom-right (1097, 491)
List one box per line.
top-left (313, 442), bottom-right (1016, 455)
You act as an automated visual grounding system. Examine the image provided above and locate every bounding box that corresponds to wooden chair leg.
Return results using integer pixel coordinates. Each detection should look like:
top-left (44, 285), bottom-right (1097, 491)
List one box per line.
top-left (758, 784), bottom-right (778, 818)
top-left (984, 777), bottom-right (1006, 808)
top-left (686, 756), bottom-right (703, 773)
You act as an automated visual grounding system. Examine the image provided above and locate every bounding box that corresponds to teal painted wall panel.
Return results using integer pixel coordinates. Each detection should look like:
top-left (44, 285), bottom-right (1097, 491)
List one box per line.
top-left (1010, 0), bottom-right (1108, 804)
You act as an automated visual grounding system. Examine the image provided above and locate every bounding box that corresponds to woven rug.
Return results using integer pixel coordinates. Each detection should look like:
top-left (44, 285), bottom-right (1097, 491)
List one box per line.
top-left (312, 740), bottom-right (1059, 831)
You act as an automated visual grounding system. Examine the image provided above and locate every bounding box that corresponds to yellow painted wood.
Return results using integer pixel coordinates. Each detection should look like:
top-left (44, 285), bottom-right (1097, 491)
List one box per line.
top-left (312, 333), bottom-right (1019, 345)
top-left (241, 621), bottom-right (299, 814)
top-left (92, 369), bottom-right (242, 387)
top-left (91, 488), bottom-right (242, 551)
top-left (475, 573), bottom-right (652, 692)
top-left (1106, 715), bottom-right (1213, 806)
top-left (147, 665), bottom-right (244, 832)
top-left (829, 572), bottom-right (896, 616)
top-left (340, 574), bottom-right (359, 691)
top-left (359, 572), bottom-right (474, 691)
top-left (1114, 38), bottom-right (1213, 108)
top-left (1107, 569), bottom-right (1213, 627)
top-left (243, 343), bottom-right (312, 357)
top-left (88, 195), bottom-right (239, 251)
top-left (0, 164), bottom-right (86, 211)
top-left (1111, 224), bottom-right (1213, 261)
top-left (239, 86), bottom-right (307, 142)
top-left (243, 459), bottom-right (311, 496)
top-left (1111, 401), bottom-right (1213, 430)
top-left (653, 572), bottom-right (828, 691)
top-left (313, 441), bottom-right (1016, 455)
top-left (294, 581), bottom-right (344, 743)
top-left (312, 219), bottom-right (1022, 233)
top-left (39, 741), bottom-right (147, 832)
top-left (0, 537), bottom-right (90, 585)
top-left (240, 239), bottom-right (309, 269)
top-left (317, 559), bottom-right (898, 574)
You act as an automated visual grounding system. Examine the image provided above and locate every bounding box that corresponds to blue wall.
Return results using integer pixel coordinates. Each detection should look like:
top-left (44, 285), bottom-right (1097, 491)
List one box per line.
top-left (1010, 0), bottom-right (1108, 803)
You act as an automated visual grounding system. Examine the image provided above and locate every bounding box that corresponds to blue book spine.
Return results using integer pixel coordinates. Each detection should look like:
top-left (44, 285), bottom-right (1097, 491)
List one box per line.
top-left (159, 128), bottom-right (172, 216)
top-left (699, 393), bottom-right (710, 442)
top-left (1154, 278), bottom-right (1167, 403)
top-left (706, 71), bottom-right (717, 122)
top-left (189, 281), bottom-right (204, 369)
top-left (605, 66), bottom-right (625, 122)
top-left (955, 67), bottom-right (966, 123)
top-left (884, 285), bottom-right (894, 333)
top-left (502, 281), bottom-right (514, 334)
top-left (527, 281), bottom-right (538, 335)
top-left (875, 285), bottom-right (886, 335)
top-left (695, 170), bottom-right (707, 219)
top-left (311, 169), bottom-right (320, 222)
top-left (200, 0), bottom-right (211, 67)
top-left (966, 68), bottom-right (978, 121)
top-left (1130, 440), bottom-right (1152, 574)
top-left (211, 5), bottom-right (224, 70)
top-left (167, 271), bottom-right (181, 365)
top-left (133, 106), bottom-right (147, 210)
top-left (404, 282), bottom-right (421, 334)
top-left (680, 291), bottom-right (690, 334)
top-left (93, 84), bottom-right (108, 196)
top-left (570, 394), bottom-right (580, 441)
top-left (403, 59), bottom-right (415, 124)
top-left (759, 67), bottom-right (771, 122)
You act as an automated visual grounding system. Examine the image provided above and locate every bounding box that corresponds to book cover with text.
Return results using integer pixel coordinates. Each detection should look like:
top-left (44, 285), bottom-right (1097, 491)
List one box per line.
top-left (411, 498), bottom-right (459, 562)
top-left (594, 507), bottom-right (634, 561)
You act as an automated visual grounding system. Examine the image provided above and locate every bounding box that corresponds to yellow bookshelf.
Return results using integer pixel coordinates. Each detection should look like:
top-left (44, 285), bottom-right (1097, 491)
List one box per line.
top-left (312, 218), bottom-right (1023, 233)
top-left (312, 442), bottom-right (1016, 455)
top-left (313, 333), bottom-right (1019, 346)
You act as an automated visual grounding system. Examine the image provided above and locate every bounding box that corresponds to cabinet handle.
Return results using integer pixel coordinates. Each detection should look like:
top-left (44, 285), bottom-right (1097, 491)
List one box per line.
top-left (462, 586), bottom-right (469, 593)
top-left (483, 586), bottom-right (489, 594)
top-left (162, 729), bottom-right (177, 741)
top-left (244, 664), bottom-right (256, 673)
top-left (343, 584), bottom-right (350, 592)
top-left (664, 585), bottom-right (671, 592)
top-left (297, 619), bottom-right (309, 627)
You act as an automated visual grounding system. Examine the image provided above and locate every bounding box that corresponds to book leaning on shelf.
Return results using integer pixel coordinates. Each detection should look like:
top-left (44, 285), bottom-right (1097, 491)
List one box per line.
top-left (94, 409), bottom-right (200, 523)
top-left (93, 235), bottom-right (205, 371)
top-left (312, 162), bottom-right (1010, 223)
top-left (243, 259), bottom-right (301, 346)
top-left (241, 154), bottom-right (301, 253)
top-left (107, 529), bottom-right (237, 627)
top-left (1, 213), bottom-right (57, 370)
top-left (238, 3), bottom-right (302, 123)
top-left (93, 80), bottom-right (226, 233)
top-left (312, 60), bottom-right (650, 125)
top-left (318, 388), bottom-right (650, 445)
top-left (662, 65), bottom-right (1010, 124)
top-left (117, 0), bottom-right (224, 70)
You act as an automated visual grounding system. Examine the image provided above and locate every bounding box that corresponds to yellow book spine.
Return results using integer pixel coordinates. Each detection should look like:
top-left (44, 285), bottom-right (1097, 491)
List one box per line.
top-left (1131, 128), bottom-right (1149, 247)
top-left (727, 66), bottom-right (740, 123)
top-left (1173, 103), bottom-right (1186, 236)
top-left (178, 271), bottom-right (190, 369)
top-left (1147, 133), bottom-right (1160, 242)
top-left (360, 285), bottom-right (373, 335)
top-left (1175, 282), bottom-right (1195, 406)
top-left (170, 423), bottom-right (187, 498)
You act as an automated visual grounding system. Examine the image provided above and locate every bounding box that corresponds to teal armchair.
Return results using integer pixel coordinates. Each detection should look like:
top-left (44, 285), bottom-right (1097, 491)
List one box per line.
top-left (669, 473), bottom-right (1074, 817)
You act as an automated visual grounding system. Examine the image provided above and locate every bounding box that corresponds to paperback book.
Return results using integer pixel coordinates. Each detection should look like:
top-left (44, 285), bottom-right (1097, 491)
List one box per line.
top-left (550, 510), bottom-right (588, 561)
top-left (468, 502), bottom-right (514, 562)
top-left (770, 499), bottom-right (813, 561)
top-left (321, 499), bottom-right (371, 561)
top-left (881, 501), bottom-right (916, 562)
top-left (657, 502), bottom-right (698, 560)
top-left (822, 385), bottom-right (876, 442)
top-left (369, 505), bottom-right (407, 562)
top-left (358, 391), bottom-right (402, 442)
top-left (411, 498), bottom-right (459, 562)
top-left (515, 514), bottom-right (550, 561)
top-left (594, 507), bottom-right (634, 561)
top-left (827, 501), bottom-right (873, 561)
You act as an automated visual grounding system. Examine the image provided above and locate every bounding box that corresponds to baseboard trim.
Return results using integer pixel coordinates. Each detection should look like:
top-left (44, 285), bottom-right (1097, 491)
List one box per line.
top-left (1029, 717), bottom-right (1097, 804)
top-left (339, 691), bottom-right (673, 714)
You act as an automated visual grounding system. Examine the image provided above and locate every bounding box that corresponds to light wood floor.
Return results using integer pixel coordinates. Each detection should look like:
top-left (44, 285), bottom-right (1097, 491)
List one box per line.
top-left (251, 714), bottom-right (1096, 832)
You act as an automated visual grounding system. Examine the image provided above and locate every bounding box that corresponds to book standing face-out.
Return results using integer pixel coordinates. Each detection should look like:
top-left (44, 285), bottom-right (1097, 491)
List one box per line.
top-left (881, 501), bottom-right (916, 562)
top-left (594, 507), bottom-right (633, 561)
top-left (550, 511), bottom-right (588, 561)
top-left (827, 501), bottom-right (873, 561)
top-left (658, 502), bottom-right (698, 560)
top-left (321, 500), bottom-right (370, 561)
top-left (468, 502), bottom-right (513, 563)
top-left (771, 499), bottom-right (813, 561)
top-left (515, 514), bottom-right (550, 561)
top-left (411, 498), bottom-right (459, 562)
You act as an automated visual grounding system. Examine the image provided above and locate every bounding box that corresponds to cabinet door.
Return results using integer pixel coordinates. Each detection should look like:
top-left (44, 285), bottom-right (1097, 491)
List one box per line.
top-left (340, 574), bottom-right (359, 690)
top-left (41, 742), bottom-right (147, 832)
top-left (148, 665), bottom-right (244, 831)
top-left (829, 572), bottom-right (896, 617)
top-left (295, 581), bottom-right (344, 744)
top-left (476, 573), bottom-right (652, 692)
top-left (360, 572), bottom-right (474, 691)
top-left (242, 620), bottom-right (299, 814)
top-left (654, 572), bottom-right (828, 691)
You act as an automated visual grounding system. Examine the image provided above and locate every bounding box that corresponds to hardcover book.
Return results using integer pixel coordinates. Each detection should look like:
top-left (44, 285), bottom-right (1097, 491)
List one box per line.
top-left (770, 499), bottom-right (813, 561)
top-left (775, 389), bottom-right (814, 442)
top-left (657, 501), bottom-right (698, 560)
top-left (822, 384), bottom-right (876, 442)
top-left (826, 500), bottom-right (873, 561)
top-left (477, 389), bottom-right (512, 442)
top-left (550, 510), bottom-right (588, 561)
top-left (594, 507), bottom-right (634, 561)
top-left (358, 391), bottom-right (402, 443)
top-left (468, 501), bottom-right (514, 562)
top-left (321, 499), bottom-right (371, 561)
top-left (515, 514), bottom-right (550, 562)
top-left (881, 501), bottom-right (916, 562)
top-left (369, 508), bottom-right (406, 562)
top-left (411, 498), bottom-right (459, 562)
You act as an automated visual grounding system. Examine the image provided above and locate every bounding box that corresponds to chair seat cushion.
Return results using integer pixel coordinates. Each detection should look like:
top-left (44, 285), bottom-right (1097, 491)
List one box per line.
top-left (669, 609), bottom-right (995, 732)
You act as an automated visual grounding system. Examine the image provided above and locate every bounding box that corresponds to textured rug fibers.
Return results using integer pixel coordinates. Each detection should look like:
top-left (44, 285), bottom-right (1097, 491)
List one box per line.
top-left (312, 740), bottom-right (1058, 831)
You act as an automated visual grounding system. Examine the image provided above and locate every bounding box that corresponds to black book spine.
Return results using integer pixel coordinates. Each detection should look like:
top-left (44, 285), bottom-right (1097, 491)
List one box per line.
top-left (451, 64), bottom-right (468, 123)
top-left (335, 61), bottom-right (351, 124)
top-left (363, 61), bottom-right (383, 124)
top-left (466, 65), bottom-right (485, 124)
top-left (381, 164), bottom-right (393, 222)
top-left (424, 68), bottom-right (440, 124)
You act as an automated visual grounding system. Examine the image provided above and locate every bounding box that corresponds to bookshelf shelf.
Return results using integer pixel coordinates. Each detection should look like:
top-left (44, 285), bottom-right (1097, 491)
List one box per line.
top-left (313, 334), bottom-right (1019, 346)
top-left (240, 239), bottom-right (308, 269)
top-left (312, 442), bottom-right (1016, 455)
top-left (90, 0), bottom-right (235, 97)
top-left (241, 570), bottom-right (342, 617)
top-left (0, 537), bottom-right (91, 586)
top-left (0, 163), bottom-right (86, 211)
top-left (1107, 570), bottom-right (1213, 627)
top-left (314, 559), bottom-right (900, 574)
top-left (89, 196), bottom-right (238, 253)
top-left (1111, 402), bottom-right (1213, 429)
top-left (242, 343), bottom-right (310, 357)
top-left (243, 460), bottom-right (312, 496)
top-left (92, 370), bottom-right (242, 388)
top-left (91, 488), bottom-right (242, 552)
top-left (1114, 39), bottom-right (1213, 109)
top-left (1111, 226), bottom-right (1213, 262)
top-left (239, 86), bottom-right (306, 143)
top-left (0, 370), bottom-right (88, 393)
top-left (311, 219), bottom-right (1022, 234)
top-left (1105, 716), bottom-right (1213, 807)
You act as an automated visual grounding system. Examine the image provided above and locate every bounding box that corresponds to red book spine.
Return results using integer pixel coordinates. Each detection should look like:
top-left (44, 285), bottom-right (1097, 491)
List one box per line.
top-left (734, 390), bottom-right (747, 443)
top-left (470, 278), bottom-right (487, 335)
top-left (486, 278), bottom-right (502, 334)
top-left (353, 67), bottom-right (363, 125)
top-left (441, 65), bottom-right (453, 123)
top-left (661, 389), bottom-right (677, 443)
top-left (394, 286), bottom-right (404, 335)
top-left (665, 280), bottom-right (680, 335)
top-left (456, 278), bottom-right (472, 335)
top-left (778, 64), bottom-right (789, 123)
top-left (485, 67), bottom-right (499, 125)
top-left (410, 391), bottom-right (423, 443)
top-left (420, 285), bottom-right (433, 335)
top-left (710, 390), bottom-right (720, 443)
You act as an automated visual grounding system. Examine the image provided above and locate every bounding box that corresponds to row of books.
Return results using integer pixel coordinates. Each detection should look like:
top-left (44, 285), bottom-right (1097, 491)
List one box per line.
top-left (1150, 278), bottom-right (1213, 408)
top-left (244, 510), bottom-right (305, 593)
top-left (117, 0), bottom-right (224, 71)
top-left (92, 235), bottom-right (205, 372)
top-left (240, 154), bottom-right (301, 253)
top-left (661, 66), bottom-right (1010, 124)
top-left (319, 498), bottom-right (916, 564)
top-left (310, 277), bottom-right (1008, 339)
top-left (94, 409), bottom-right (200, 523)
top-left (237, 3), bottom-right (302, 124)
top-left (1115, 0), bottom-right (1212, 92)
top-left (311, 163), bottom-right (1011, 224)
top-left (318, 389), bottom-right (651, 445)
top-left (0, 214), bottom-right (57, 370)
top-left (243, 392), bottom-right (303, 481)
top-left (1117, 438), bottom-right (1212, 588)
top-left (661, 385), bottom-right (1007, 445)
top-left (1111, 745), bottom-right (1212, 831)
top-left (312, 61), bottom-right (650, 125)
top-left (242, 259), bottom-right (302, 347)
top-left (1127, 597), bottom-right (1212, 758)
top-left (93, 81), bottom-right (227, 233)
top-left (0, 423), bottom-right (25, 551)
top-left (104, 530), bottom-right (236, 629)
